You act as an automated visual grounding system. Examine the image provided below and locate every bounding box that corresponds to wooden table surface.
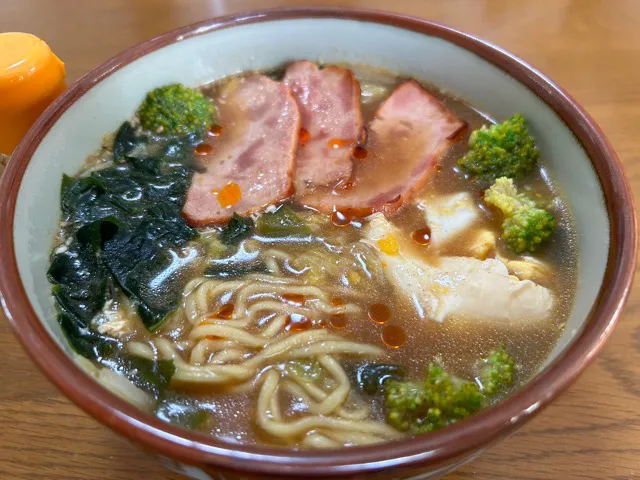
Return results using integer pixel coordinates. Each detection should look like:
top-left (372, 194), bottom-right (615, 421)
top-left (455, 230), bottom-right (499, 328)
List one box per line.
top-left (1, 1), bottom-right (639, 479)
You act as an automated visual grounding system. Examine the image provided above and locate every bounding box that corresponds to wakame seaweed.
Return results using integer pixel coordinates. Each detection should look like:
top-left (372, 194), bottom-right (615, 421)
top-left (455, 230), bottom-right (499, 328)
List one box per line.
top-left (156, 394), bottom-right (210, 430)
top-left (107, 355), bottom-right (176, 397)
top-left (49, 123), bottom-right (200, 357)
top-left (48, 237), bottom-right (109, 325)
top-left (204, 259), bottom-right (268, 279)
top-left (58, 311), bottom-right (119, 360)
top-left (101, 215), bottom-right (197, 329)
top-left (113, 121), bottom-right (140, 162)
top-left (256, 205), bottom-right (311, 237)
top-left (219, 213), bottom-right (254, 246)
top-left (357, 363), bottom-right (408, 395)
top-left (204, 244), bottom-right (267, 279)
top-left (48, 233), bottom-right (175, 393)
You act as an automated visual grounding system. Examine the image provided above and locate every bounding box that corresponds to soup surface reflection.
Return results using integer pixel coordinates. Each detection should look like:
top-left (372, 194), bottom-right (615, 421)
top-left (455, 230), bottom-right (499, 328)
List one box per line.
top-left (48, 62), bottom-right (577, 448)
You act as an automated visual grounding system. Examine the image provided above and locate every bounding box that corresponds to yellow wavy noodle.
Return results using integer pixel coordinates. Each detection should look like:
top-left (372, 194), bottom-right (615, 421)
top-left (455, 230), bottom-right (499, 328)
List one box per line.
top-left (130, 246), bottom-right (390, 447)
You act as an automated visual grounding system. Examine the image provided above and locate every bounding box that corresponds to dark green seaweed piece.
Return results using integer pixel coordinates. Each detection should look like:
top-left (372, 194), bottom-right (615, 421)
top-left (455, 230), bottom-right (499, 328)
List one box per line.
top-left (285, 360), bottom-right (323, 381)
top-left (113, 121), bottom-right (140, 162)
top-left (256, 205), bottom-right (311, 237)
top-left (61, 131), bottom-right (197, 230)
top-left (50, 123), bottom-right (201, 346)
top-left (204, 245), bottom-right (267, 279)
top-left (48, 223), bottom-right (118, 360)
top-left (58, 312), bottom-right (118, 360)
top-left (100, 354), bottom-right (176, 397)
top-left (204, 259), bottom-right (268, 279)
top-left (61, 170), bottom-right (142, 227)
top-left (264, 67), bottom-right (286, 81)
top-left (61, 174), bottom-right (103, 218)
top-left (101, 216), bottom-right (197, 330)
top-left (219, 213), bottom-right (254, 246)
top-left (48, 238), bottom-right (109, 325)
top-left (117, 356), bottom-right (175, 397)
top-left (357, 363), bottom-right (408, 395)
top-left (156, 397), bottom-right (209, 430)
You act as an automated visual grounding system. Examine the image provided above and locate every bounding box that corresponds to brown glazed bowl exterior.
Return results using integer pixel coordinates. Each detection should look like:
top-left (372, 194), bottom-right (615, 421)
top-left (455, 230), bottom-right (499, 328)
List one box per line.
top-left (0, 7), bottom-right (636, 480)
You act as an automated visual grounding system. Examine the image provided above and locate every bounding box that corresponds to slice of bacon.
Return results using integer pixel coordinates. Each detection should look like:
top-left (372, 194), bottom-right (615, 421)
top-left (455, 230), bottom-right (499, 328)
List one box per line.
top-left (300, 80), bottom-right (466, 214)
top-left (183, 75), bottom-right (300, 226)
top-left (283, 61), bottom-right (363, 195)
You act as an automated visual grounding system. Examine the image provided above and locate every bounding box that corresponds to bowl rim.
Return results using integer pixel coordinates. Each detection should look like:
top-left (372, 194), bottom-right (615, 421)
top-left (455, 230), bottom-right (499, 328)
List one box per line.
top-left (0, 6), bottom-right (636, 477)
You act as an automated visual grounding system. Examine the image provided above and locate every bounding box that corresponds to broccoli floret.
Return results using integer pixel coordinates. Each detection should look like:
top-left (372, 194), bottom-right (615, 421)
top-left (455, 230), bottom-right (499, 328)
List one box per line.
top-left (479, 347), bottom-right (516, 396)
top-left (502, 208), bottom-right (555, 254)
top-left (384, 364), bottom-right (483, 434)
top-left (484, 177), bottom-right (554, 253)
top-left (458, 114), bottom-right (540, 182)
top-left (137, 84), bottom-right (214, 136)
top-left (483, 177), bottom-right (534, 215)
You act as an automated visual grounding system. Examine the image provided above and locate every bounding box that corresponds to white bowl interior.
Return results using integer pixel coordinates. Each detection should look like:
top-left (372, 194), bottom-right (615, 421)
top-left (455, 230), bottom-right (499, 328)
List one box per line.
top-left (13, 18), bottom-right (608, 371)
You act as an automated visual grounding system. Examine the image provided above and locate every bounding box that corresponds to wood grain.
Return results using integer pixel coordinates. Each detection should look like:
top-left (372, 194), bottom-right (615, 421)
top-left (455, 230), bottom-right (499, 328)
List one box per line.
top-left (1, 1), bottom-right (639, 479)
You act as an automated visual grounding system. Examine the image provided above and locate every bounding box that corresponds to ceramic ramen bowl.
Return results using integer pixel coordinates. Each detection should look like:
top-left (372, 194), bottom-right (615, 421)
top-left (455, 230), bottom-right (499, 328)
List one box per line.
top-left (0, 8), bottom-right (636, 480)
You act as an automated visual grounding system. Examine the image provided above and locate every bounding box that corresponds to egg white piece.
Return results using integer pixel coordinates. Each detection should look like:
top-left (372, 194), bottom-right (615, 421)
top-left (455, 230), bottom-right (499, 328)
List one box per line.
top-left (363, 213), bottom-right (554, 323)
top-left (419, 192), bottom-right (481, 247)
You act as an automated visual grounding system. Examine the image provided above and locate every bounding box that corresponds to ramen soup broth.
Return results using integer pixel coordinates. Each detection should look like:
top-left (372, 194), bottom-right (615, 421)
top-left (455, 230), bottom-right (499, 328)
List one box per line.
top-left (49, 63), bottom-right (577, 448)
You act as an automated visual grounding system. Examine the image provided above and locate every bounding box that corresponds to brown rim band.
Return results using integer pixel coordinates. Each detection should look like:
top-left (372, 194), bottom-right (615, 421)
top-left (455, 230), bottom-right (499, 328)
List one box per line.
top-left (0, 7), bottom-right (636, 478)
